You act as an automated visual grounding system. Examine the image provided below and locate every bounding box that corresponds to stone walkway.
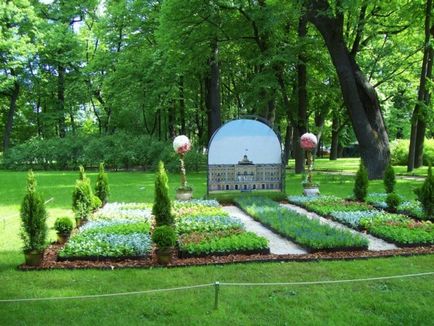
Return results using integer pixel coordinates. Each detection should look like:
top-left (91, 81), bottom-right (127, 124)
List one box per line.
top-left (223, 206), bottom-right (308, 255)
top-left (280, 203), bottom-right (398, 251)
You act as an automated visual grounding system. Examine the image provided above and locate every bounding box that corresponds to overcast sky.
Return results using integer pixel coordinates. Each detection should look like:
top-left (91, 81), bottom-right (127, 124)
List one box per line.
top-left (208, 119), bottom-right (282, 164)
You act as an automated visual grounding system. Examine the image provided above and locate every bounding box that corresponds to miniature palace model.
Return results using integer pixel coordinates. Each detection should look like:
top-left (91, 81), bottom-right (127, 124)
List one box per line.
top-left (207, 118), bottom-right (284, 193)
top-left (208, 154), bottom-right (282, 191)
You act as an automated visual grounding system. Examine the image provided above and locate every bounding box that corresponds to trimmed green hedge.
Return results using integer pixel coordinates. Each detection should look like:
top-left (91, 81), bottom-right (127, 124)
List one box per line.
top-left (3, 132), bottom-right (206, 171)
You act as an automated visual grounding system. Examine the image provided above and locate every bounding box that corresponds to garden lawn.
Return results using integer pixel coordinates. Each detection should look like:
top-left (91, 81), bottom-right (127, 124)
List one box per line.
top-left (288, 157), bottom-right (428, 177)
top-left (1, 170), bottom-right (433, 325)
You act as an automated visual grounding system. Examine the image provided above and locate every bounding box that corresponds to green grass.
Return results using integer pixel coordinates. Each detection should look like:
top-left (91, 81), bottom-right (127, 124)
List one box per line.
top-left (0, 169), bottom-right (433, 325)
top-left (287, 158), bottom-right (428, 177)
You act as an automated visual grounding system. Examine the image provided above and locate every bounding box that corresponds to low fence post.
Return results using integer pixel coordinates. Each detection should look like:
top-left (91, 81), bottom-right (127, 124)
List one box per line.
top-left (214, 281), bottom-right (220, 310)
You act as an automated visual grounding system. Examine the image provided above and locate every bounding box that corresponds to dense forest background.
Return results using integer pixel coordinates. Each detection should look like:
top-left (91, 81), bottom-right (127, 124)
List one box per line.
top-left (0, 0), bottom-right (433, 177)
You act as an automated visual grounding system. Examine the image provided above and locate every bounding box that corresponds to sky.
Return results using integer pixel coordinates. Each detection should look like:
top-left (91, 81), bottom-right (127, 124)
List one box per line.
top-left (208, 119), bottom-right (282, 165)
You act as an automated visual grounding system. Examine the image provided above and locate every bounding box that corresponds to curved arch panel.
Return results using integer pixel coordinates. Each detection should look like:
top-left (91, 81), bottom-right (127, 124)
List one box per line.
top-left (207, 119), bottom-right (283, 193)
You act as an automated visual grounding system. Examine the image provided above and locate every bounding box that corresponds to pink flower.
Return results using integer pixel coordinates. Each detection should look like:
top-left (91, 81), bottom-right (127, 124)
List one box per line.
top-left (173, 135), bottom-right (191, 154)
top-left (300, 133), bottom-right (318, 150)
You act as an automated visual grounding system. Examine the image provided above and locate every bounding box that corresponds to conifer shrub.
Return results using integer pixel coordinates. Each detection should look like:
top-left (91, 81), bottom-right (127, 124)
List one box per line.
top-left (152, 226), bottom-right (177, 248)
top-left (353, 160), bottom-right (369, 201)
top-left (386, 192), bottom-right (401, 213)
top-left (54, 217), bottom-right (73, 236)
top-left (152, 161), bottom-right (173, 226)
top-left (20, 171), bottom-right (47, 253)
top-left (72, 166), bottom-right (94, 221)
top-left (415, 164), bottom-right (434, 219)
top-left (95, 163), bottom-right (109, 205)
top-left (384, 163), bottom-right (396, 193)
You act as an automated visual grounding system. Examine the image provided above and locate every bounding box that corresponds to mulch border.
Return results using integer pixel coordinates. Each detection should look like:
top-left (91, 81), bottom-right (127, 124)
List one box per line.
top-left (18, 243), bottom-right (434, 271)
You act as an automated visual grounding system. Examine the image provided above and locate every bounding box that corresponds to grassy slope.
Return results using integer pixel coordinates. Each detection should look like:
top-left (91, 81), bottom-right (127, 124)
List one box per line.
top-left (0, 170), bottom-right (433, 325)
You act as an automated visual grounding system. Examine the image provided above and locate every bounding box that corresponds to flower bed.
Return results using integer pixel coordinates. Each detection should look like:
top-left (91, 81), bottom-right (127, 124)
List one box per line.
top-left (367, 193), bottom-right (425, 220)
top-left (289, 194), bottom-right (434, 246)
top-left (91, 202), bottom-right (152, 221)
top-left (235, 196), bottom-right (368, 251)
top-left (359, 214), bottom-right (434, 246)
top-left (58, 219), bottom-right (152, 260)
top-left (178, 230), bottom-right (269, 258)
top-left (174, 200), bottom-right (269, 257)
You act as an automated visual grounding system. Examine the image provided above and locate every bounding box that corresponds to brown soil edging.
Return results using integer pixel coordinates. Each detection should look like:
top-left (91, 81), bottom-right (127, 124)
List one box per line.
top-left (18, 243), bottom-right (434, 271)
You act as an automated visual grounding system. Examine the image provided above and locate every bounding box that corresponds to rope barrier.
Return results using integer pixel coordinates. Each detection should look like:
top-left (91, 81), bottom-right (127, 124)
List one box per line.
top-left (0, 271), bottom-right (433, 304)
top-left (0, 283), bottom-right (214, 303)
top-left (219, 271), bottom-right (434, 286)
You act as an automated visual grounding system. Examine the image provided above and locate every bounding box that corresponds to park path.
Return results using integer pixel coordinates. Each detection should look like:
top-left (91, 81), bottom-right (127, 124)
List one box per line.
top-left (280, 203), bottom-right (398, 251)
top-left (222, 206), bottom-right (308, 255)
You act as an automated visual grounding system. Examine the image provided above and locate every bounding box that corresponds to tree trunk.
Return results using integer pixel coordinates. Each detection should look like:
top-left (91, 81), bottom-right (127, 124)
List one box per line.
top-left (307, 0), bottom-right (390, 179)
top-left (330, 115), bottom-right (339, 160)
top-left (179, 76), bottom-right (186, 135)
top-left (168, 100), bottom-right (176, 139)
top-left (415, 44), bottom-right (433, 168)
top-left (295, 15), bottom-right (308, 174)
top-left (57, 65), bottom-right (66, 138)
top-left (205, 38), bottom-right (221, 143)
top-left (408, 0), bottom-right (432, 171)
top-left (2, 80), bottom-right (20, 152)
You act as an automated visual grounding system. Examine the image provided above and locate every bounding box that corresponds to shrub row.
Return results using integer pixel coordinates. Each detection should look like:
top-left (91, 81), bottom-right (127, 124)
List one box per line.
top-left (3, 132), bottom-right (206, 172)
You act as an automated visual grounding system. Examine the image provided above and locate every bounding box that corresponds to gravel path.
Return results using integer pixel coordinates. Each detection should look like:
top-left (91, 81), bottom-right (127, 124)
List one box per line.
top-left (280, 203), bottom-right (398, 251)
top-left (223, 206), bottom-right (308, 255)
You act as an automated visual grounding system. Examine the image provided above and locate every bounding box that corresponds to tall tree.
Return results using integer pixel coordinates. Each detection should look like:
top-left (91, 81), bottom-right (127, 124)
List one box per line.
top-left (306, 0), bottom-right (390, 179)
top-left (408, 0), bottom-right (433, 171)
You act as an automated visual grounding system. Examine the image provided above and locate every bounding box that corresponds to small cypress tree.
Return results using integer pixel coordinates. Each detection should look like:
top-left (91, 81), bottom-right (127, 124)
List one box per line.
top-left (152, 161), bottom-right (173, 226)
top-left (72, 166), bottom-right (93, 220)
top-left (415, 164), bottom-right (434, 219)
top-left (353, 160), bottom-right (369, 201)
top-left (95, 163), bottom-right (109, 205)
top-left (383, 163), bottom-right (396, 193)
top-left (20, 170), bottom-right (47, 253)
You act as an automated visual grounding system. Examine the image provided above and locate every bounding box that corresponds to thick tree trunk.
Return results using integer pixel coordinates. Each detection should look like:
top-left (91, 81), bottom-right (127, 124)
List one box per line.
top-left (307, 0), bottom-right (390, 179)
top-left (57, 65), bottom-right (66, 138)
top-left (295, 15), bottom-right (308, 174)
top-left (2, 80), bottom-right (20, 152)
top-left (408, 0), bottom-right (432, 171)
top-left (205, 39), bottom-right (221, 143)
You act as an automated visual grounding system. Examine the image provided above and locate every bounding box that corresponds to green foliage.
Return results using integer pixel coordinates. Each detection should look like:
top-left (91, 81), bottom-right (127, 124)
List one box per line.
top-left (384, 163), bottom-right (396, 193)
top-left (415, 164), bottom-right (434, 219)
top-left (390, 139), bottom-right (434, 166)
top-left (54, 217), bottom-right (73, 235)
top-left (4, 134), bottom-right (206, 172)
top-left (19, 171), bottom-right (47, 253)
top-left (95, 163), bottom-right (109, 205)
top-left (386, 193), bottom-right (401, 213)
top-left (152, 161), bottom-right (173, 226)
top-left (152, 226), bottom-right (177, 248)
top-left (353, 161), bottom-right (369, 201)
